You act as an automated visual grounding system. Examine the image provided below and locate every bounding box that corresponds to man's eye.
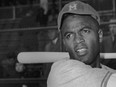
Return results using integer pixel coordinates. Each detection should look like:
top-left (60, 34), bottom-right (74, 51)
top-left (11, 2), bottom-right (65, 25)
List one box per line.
top-left (81, 29), bottom-right (90, 34)
top-left (65, 33), bottom-right (73, 39)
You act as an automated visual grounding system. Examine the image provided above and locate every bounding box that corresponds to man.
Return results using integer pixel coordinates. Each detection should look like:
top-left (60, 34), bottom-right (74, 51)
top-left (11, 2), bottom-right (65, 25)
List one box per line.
top-left (57, 0), bottom-right (115, 71)
top-left (47, 1), bottom-right (116, 87)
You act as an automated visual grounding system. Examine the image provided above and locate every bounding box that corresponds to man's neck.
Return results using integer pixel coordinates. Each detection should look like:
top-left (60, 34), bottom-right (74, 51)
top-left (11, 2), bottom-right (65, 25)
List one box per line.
top-left (91, 56), bottom-right (101, 68)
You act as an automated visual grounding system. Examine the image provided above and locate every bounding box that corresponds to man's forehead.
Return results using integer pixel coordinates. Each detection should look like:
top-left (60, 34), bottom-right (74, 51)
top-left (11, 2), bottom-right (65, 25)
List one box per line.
top-left (62, 21), bottom-right (91, 32)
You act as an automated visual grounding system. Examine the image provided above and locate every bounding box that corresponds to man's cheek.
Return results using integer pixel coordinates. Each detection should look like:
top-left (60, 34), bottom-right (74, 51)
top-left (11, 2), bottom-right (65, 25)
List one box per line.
top-left (85, 38), bottom-right (95, 48)
top-left (65, 44), bottom-right (73, 51)
top-left (90, 40), bottom-right (99, 51)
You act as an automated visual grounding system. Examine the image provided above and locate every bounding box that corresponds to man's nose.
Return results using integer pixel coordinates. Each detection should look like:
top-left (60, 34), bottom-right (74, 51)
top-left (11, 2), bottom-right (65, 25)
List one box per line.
top-left (74, 35), bottom-right (84, 44)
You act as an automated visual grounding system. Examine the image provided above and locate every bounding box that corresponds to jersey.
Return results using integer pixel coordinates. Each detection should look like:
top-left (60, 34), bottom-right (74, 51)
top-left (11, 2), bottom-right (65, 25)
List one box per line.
top-left (47, 59), bottom-right (114, 87)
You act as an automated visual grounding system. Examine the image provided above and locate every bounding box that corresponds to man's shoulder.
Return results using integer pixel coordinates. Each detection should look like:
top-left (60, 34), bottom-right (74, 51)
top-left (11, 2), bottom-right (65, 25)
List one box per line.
top-left (101, 64), bottom-right (116, 73)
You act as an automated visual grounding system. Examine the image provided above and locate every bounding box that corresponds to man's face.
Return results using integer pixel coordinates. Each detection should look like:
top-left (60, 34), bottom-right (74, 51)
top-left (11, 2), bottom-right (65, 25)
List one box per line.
top-left (61, 15), bottom-right (101, 65)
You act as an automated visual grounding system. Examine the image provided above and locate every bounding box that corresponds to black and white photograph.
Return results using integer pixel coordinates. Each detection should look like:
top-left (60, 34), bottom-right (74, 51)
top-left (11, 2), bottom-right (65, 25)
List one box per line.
top-left (0, 0), bottom-right (116, 87)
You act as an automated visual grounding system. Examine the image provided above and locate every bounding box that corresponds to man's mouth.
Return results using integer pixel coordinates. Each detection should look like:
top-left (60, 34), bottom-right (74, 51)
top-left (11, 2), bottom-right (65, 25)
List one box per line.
top-left (75, 48), bottom-right (88, 56)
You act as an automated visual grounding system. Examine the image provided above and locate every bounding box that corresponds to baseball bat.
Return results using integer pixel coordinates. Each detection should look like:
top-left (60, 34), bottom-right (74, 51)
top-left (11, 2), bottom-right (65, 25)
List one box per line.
top-left (17, 52), bottom-right (116, 64)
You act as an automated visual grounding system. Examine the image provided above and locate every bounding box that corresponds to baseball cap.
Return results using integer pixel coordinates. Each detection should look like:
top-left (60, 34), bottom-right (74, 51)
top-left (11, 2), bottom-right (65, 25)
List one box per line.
top-left (58, 1), bottom-right (100, 31)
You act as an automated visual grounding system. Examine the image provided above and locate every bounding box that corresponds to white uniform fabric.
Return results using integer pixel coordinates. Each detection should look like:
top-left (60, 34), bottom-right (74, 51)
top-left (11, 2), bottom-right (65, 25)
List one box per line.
top-left (47, 59), bottom-right (112, 87)
top-left (101, 64), bottom-right (116, 74)
top-left (101, 65), bottom-right (116, 87)
top-left (107, 73), bottom-right (116, 87)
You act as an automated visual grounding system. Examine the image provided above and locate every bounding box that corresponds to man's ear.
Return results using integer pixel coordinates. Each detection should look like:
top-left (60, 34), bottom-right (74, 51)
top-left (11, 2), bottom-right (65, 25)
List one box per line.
top-left (98, 29), bottom-right (103, 43)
